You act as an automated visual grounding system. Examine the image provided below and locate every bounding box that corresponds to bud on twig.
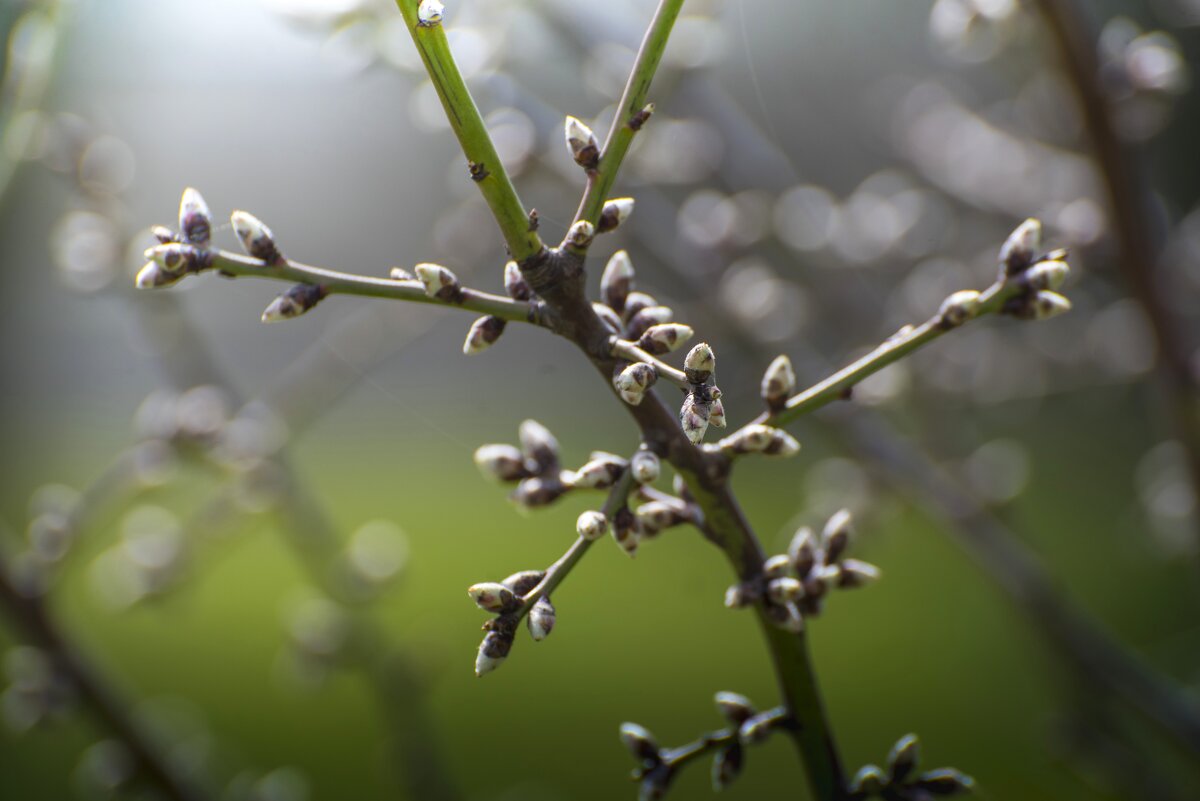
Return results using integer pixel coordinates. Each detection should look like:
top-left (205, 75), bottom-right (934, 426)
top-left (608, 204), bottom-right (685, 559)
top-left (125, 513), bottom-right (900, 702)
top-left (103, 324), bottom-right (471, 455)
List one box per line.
top-left (414, 263), bottom-right (464, 302)
top-left (576, 510), bottom-right (609, 541)
top-left (636, 501), bottom-right (683, 536)
top-left (151, 225), bottom-right (178, 244)
top-left (714, 691), bottom-right (757, 726)
top-left (836, 558), bottom-right (881, 589)
top-left (738, 712), bottom-right (777, 745)
top-left (231, 210), bottom-right (283, 265)
top-left (1031, 290), bottom-right (1071, 320)
top-left (711, 744), bottom-right (744, 791)
top-left (1024, 258), bottom-right (1069, 291)
top-left (468, 582), bottom-right (517, 613)
top-left (504, 260), bottom-right (533, 301)
top-left (473, 444), bottom-right (528, 482)
top-left (510, 476), bottom-right (568, 508)
top-left (476, 627), bottom-right (514, 677)
top-left (593, 302), bottom-right (623, 335)
top-left (501, 570), bottom-right (545, 595)
top-left (564, 220), bottom-right (596, 250)
top-left (763, 554), bottom-right (792, 579)
top-left (679, 394), bottom-right (710, 445)
top-left (597, 197), bottom-right (635, 234)
top-left (564, 115), bottom-right (600, 170)
top-left (417, 0), bottom-right (444, 26)
top-left (389, 266), bottom-right (414, 281)
top-left (614, 362), bottom-right (658, 406)
top-left (767, 577), bottom-right (804, 604)
top-left (684, 342), bottom-right (715, 385)
top-left (625, 306), bottom-right (674, 341)
top-left (849, 765), bottom-right (886, 796)
top-left (135, 260), bottom-right (183, 289)
top-left (887, 733), bottom-right (921, 783)
top-left (528, 596), bottom-right (556, 641)
top-left (178, 187), bottom-right (211, 248)
top-left (717, 425), bottom-right (800, 457)
top-left (570, 455), bottom-right (627, 489)
top-left (915, 768), bottom-right (976, 795)
top-left (999, 217), bottom-right (1041, 277)
top-left (788, 527), bottom-right (816, 578)
top-left (613, 506), bottom-right (640, 556)
top-left (708, 399), bottom-right (726, 429)
top-left (637, 324), bottom-right (693, 355)
top-left (601, 250), bottom-right (635, 313)
top-left (622, 291), bottom-right (657, 323)
top-left (822, 509), bottom-right (853, 564)
top-left (619, 722), bottom-right (661, 765)
top-left (630, 450), bottom-right (661, 484)
top-left (463, 315), bottom-right (506, 354)
top-left (761, 355), bottom-right (795, 411)
top-left (261, 283), bottom-right (327, 323)
top-left (938, 290), bottom-right (981, 328)
top-left (519, 419), bottom-right (559, 472)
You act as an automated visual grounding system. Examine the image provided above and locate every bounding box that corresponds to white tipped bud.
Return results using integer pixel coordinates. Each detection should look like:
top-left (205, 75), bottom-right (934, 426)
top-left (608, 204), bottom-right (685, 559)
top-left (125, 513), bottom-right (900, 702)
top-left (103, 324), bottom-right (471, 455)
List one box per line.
top-left (630, 450), bottom-right (661, 484)
top-left (576, 510), bottom-right (609, 541)
top-left (564, 219), bottom-right (596, 250)
top-left (504, 260), bottom-right (533, 301)
top-left (570, 455), bottom-right (626, 489)
top-left (231, 210), bottom-right (282, 264)
top-left (718, 424), bottom-right (800, 457)
top-left (836, 558), bottom-right (881, 589)
top-left (999, 218), bottom-right (1042, 276)
top-left (475, 629), bottom-right (512, 677)
top-left (601, 250), bottom-right (635, 313)
top-left (564, 115), bottom-right (599, 169)
top-left (887, 734), bottom-right (921, 782)
top-left (501, 570), bottom-right (545, 595)
top-left (261, 284), bottom-right (326, 323)
top-left (724, 583), bottom-right (752, 608)
top-left (463, 315), bottom-right (506, 355)
top-left (850, 766), bottom-right (887, 796)
top-left (619, 722), bottom-right (660, 762)
top-left (612, 508), bottom-right (640, 556)
top-left (636, 501), bottom-right (683, 535)
top-left (414, 263), bottom-right (462, 301)
top-left (135, 261), bottom-right (182, 289)
top-left (1025, 259), bottom-right (1070, 291)
top-left (788, 527), bottom-right (816, 577)
top-left (468, 582), bottom-right (516, 613)
top-left (518, 419), bottom-right (559, 472)
top-left (528, 596), bottom-right (555, 641)
top-left (684, 342), bottom-right (716, 383)
top-left (680, 394), bottom-right (711, 444)
top-left (473, 444), bottom-right (528, 482)
top-left (178, 187), bottom-right (211, 247)
top-left (708, 398), bottom-right (727, 429)
top-left (621, 291), bottom-right (658, 323)
top-left (761, 355), bottom-right (795, 410)
top-left (767, 577), bottom-right (805, 604)
top-left (625, 306), bottom-right (674, 340)
top-left (763, 554), bottom-right (792, 579)
top-left (738, 712), bottom-right (777, 745)
top-left (938, 290), bottom-right (981, 328)
top-left (714, 692), bottom-right (757, 726)
top-left (637, 324), bottom-right (694, 355)
top-left (151, 225), bottom-right (178, 244)
top-left (614, 362), bottom-right (658, 406)
top-left (1032, 290), bottom-right (1071, 320)
top-left (593, 302), bottom-right (623, 335)
top-left (389, 266), bottom-right (414, 281)
top-left (143, 242), bottom-right (194, 275)
top-left (417, 0), bottom-right (444, 26)
top-left (822, 508), bottom-right (853, 562)
top-left (597, 197), bottom-right (635, 234)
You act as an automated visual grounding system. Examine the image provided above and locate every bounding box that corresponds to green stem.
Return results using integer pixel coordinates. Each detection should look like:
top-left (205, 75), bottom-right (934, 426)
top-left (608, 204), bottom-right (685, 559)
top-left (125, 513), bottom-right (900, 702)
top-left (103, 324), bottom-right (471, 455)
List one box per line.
top-left (394, 1), bottom-right (543, 262)
top-left (208, 251), bottom-right (544, 325)
top-left (573, 0), bottom-right (685, 225)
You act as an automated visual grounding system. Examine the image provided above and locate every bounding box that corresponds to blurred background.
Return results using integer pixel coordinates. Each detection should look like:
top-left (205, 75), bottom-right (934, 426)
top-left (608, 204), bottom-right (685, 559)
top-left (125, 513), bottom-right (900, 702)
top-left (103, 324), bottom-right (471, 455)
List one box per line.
top-left (1, 0), bottom-right (1199, 799)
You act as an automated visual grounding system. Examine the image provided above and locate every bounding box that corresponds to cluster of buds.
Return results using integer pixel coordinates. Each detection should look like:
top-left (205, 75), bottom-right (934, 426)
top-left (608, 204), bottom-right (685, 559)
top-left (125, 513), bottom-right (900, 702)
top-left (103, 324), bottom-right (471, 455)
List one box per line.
top-left (468, 569), bottom-right (549, 676)
top-left (680, 343), bottom-right (725, 444)
top-left (597, 251), bottom-right (687, 343)
top-left (463, 261), bottom-right (535, 355)
top-left (995, 218), bottom-right (1072, 322)
top-left (473, 420), bottom-right (574, 509)
top-left (136, 188), bottom-right (217, 289)
top-left (620, 693), bottom-right (789, 798)
top-left (725, 509), bottom-right (880, 630)
top-left (849, 734), bottom-right (974, 800)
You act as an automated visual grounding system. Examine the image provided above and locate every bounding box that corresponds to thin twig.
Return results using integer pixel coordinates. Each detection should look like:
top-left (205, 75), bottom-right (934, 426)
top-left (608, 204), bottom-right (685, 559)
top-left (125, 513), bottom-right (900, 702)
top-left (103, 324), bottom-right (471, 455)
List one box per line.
top-left (610, 339), bottom-right (689, 388)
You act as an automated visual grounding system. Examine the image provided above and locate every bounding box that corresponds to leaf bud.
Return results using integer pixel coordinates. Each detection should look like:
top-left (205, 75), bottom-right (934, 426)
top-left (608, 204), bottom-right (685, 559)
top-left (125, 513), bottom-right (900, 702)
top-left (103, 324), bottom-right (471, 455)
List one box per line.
top-left (738, 712), bottom-right (777, 745)
top-left (601, 250), bottom-right (635, 313)
top-left (836, 558), bottom-right (882, 589)
top-left (718, 424), bottom-right (800, 457)
top-left (417, 0), bottom-right (444, 26)
top-left (475, 627), bottom-right (513, 677)
top-left (708, 398), bottom-right (727, 429)
top-left (593, 302), bottom-right (623, 334)
top-left (564, 115), bottom-right (600, 169)
top-left (510, 476), bottom-right (568, 508)
top-left (467, 582), bottom-right (517, 613)
top-left (501, 570), bottom-right (545, 595)
top-left (767, 577), bottom-right (804, 604)
top-left (635, 501), bottom-right (682, 536)
top-left (261, 283), bottom-right (327, 323)
top-left (570, 456), bottom-right (627, 489)
top-left (683, 342), bottom-right (716, 382)
top-left (637, 323), bottom-right (694, 355)
top-left (849, 764), bottom-right (886, 796)
top-left (622, 291), bottom-right (658, 323)
top-left (473, 444), bottom-right (529, 482)
top-left (1025, 258), bottom-right (1069, 291)
top-left (614, 362), bottom-right (658, 406)
top-left (938, 290), bottom-right (981, 328)
top-left (519, 419), bottom-right (559, 472)
top-left (887, 733), bottom-right (921, 783)
top-left (504, 260), bottom-right (533, 301)
top-left (1031, 290), bottom-right (1071, 320)
top-left (231, 210), bottom-right (283, 264)
top-left (619, 722), bottom-right (661, 764)
top-left (177, 187), bottom-right (211, 248)
top-left (625, 306), bottom-right (674, 341)
top-left (822, 509), bottom-right (853, 563)
top-left (565, 219), bottom-right (596, 250)
top-left (527, 596), bottom-right (555, 641)
top-left (612, 506), bottom-right (640, 556)
top-left (414, 262), bottom-right (463, 302)
top-left (711, 744), bottom-right (744, 791)
top-left (714, 691), bottom-right (757, 726)
top-left (135, 261), bottom-right (182, 289)
top-left (998, 217), bottom-right (1041, 277)
top-left (576, 510), bottom-right (609, 541)
top-left (788, 527), bottom-right (816, 578)
top-left (679, 394), bottom-right (711, 444)
top-left (915, 768), bottom-right (976, 795)
top-left (597, 197), bottom-right (635, 234)
top-left (630, 450), bottom-right (661, 484)
top-left (463, 315), bottom-right (506, 354)
top-left (761, 355), bottom-right (796, 411)
top-left (763, 554), bottom-right (792, 579)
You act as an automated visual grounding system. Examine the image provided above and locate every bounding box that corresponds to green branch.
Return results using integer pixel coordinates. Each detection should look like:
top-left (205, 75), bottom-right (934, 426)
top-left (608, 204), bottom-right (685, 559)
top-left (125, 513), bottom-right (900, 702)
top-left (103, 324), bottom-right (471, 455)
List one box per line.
top-left (573, 0), bottom-right (685, 225)
top-left (394, 1), bottom-right (543, 263)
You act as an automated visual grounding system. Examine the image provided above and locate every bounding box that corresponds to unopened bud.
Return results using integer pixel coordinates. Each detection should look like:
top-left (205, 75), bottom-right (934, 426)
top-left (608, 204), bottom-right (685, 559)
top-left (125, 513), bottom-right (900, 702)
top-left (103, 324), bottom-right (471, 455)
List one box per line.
top-left (576, 510), bottom-right (609, 541)
top-left (135, 261), bottom-right (182, 289)
top-left (565, 219), bottom-right (596, 250)
top-left (849, 765), bottom-right (886, 796)
top-left (679, 394), bottom-right (711, 444)
top-left (636, 501), bottom-right (682, 535)
top-left (528, 596), bottom-right (555, 641)
top-left (593, 302), bottom-right (623, 334)
top-left (389, 266), bottom-right (414, 281)
top-left (767, 577), bottom-right (804, 604)
top-left (614, 362), bottom-right (658, 406)
top-left (714, 692), bottom-right (756, 725)
top-left (231, 210), bottom-right (283, 264)
top-left (619, 722), bottom-right (661, 764)
top-left (915, 768), bottom-right (976, 795)
top-left (628, 102), bottom-right (655, 130)
top-left (622, 291), bottom-right (658, 322)
top-left (999, 217), bottom-right (1041, 276)
top-left (788, 527), bottom-right (816, 577)
top-left (519, 419), bottom-right (559, 471)
top-left (564, 116), bottom-right (600, 169)
top-left (463, 315), bottom-right (506, 354)
top-left (637, 323), bottom-right (693, 355)
top-left (837, 558), bottom-right (881, 589)
top-left (718, 424), bottom-right (800, 457)
top-left (475, 628), bottom-right (513, 677)
top-left (612, 507), bottom-right (640, 556)
top-left (570, 456), bottom-right (627, 489)
top-left (938, 290), bottom-right (981, 328)
top-left (724, 582), bottom-right (755, 608)
top-left (763, 554), bottom-right (792, 579)
top-left (630, 450), bottom-right (661, 484)
top-left (684, 342), bottom-right (716, 383)
top-left (597, 197), bottom-right (635, 234)
top-left (501, 570), bottom-right (545, 595)
top-left (504, 260), bottom-right (533, 301)
top-left (178, 187), bottom-right (211, 248)
top-left (1032, 290), bottom-right (1071, 320)
top-left (261, 283), bottom-right (327, 322)
top-left (510, 476), bottom-right (567, 508)
top-left (468, 582), bottom-right (516, 613)
top-left (151, 225), bottom-right (178, 244)
top-left (711, 744), bottom-right (744, 791)
top-left (417, 0), bottom-right (444, 26)
top-left (738, 712), bottom-right (777, 745)
top-left (822, 509), bottom-right (853, 563)
top-left (887, 733), bottom-right (921, 783)
top-left (1025, 258), bottom-right (1069, 291)
top-left (473, 444), bottom-right (528, 482)
top-left (414, 262), bottom-right (463, 302)
top-left (708, 398), bottom-right (727, 429)
top-left (143, 242), bottom-right (196, 275)
top-left (625, 306), bottom-right (674, 341)
top-left (601, 250), bottom-right (635, 313)
top-left (761, 355), bottom-right (795, 411)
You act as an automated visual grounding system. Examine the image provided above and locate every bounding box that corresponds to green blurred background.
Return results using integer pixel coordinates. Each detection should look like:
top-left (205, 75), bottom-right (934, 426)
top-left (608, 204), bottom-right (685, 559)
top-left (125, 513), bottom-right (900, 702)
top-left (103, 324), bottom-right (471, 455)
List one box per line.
top-left (1, 1), bottom-right (1199, 800)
